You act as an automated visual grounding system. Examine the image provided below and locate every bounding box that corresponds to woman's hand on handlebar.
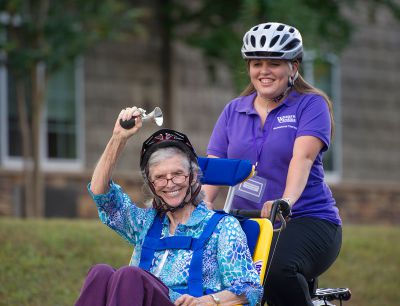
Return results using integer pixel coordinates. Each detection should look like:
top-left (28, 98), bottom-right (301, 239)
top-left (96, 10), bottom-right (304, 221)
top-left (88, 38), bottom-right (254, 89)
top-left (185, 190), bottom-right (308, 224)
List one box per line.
top-left (113, 106), bottom-right (143, 138)
top-left (261, 198), bottom-right (292, 219)
top-left (261, 200), bottom-right (273, 218)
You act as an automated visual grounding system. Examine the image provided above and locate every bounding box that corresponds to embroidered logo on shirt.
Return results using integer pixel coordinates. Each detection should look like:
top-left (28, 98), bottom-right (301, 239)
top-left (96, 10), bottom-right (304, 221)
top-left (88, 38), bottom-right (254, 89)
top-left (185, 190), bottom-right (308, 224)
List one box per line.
top-left (277, 115), bottom-right (296, 123)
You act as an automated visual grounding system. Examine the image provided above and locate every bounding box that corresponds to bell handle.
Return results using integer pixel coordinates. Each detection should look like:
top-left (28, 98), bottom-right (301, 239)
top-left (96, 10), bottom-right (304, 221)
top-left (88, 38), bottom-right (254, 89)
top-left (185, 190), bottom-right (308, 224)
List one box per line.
top-left (119, 117), bottom-right (137, 129)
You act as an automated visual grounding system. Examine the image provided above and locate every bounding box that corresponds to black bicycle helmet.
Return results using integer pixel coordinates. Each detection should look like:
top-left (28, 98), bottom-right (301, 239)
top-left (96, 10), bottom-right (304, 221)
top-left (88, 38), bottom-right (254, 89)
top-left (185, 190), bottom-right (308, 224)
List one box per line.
top-left (140, 129), bottom-right (198, 171)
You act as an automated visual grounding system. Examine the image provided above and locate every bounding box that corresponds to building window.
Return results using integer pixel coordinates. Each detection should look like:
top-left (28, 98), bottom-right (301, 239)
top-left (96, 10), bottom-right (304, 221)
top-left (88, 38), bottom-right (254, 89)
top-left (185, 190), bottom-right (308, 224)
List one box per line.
top-left (303, 52), bottom-right (342, 181)
top-left (0, 60), bottom-right (84, 171)
top-left (46, 64), bottom-right (79, 159)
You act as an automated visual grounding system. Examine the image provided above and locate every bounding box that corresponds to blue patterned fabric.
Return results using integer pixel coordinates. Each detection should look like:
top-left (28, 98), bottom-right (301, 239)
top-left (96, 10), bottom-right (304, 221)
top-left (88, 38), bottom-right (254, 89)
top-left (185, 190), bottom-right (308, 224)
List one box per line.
top-left (88, 181), bottom-right (263, 306)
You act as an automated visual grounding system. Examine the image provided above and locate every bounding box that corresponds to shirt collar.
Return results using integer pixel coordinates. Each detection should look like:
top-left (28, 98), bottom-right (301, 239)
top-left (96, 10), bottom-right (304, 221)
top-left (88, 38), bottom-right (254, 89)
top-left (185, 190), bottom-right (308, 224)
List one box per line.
top-left (161, 201), bottom-right (212, 227)
top-left (235, 92), bottom-right (258, 115)
top-left (185, 202), bottom-right (212, 226)
top-left (283, 90), bottom-right (300, 106)
top-left (235, 90), bottom-right (300, 114)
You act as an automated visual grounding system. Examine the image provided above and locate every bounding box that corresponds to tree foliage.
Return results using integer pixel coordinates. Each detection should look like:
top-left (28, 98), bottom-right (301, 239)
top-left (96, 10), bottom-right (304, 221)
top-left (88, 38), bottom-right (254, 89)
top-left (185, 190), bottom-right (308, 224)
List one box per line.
top-left (1, 0), bottom-right (145, 75)
top-left (167, 0), bottom-right (400, 90)
top-left (0, 0), bottom-right (146, 217)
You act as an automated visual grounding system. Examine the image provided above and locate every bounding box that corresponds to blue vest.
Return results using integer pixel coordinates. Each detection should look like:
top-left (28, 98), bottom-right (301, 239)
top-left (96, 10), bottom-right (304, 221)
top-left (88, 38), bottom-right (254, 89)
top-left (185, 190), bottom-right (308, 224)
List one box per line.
top-left (138, 211), bottom-right (227, 297)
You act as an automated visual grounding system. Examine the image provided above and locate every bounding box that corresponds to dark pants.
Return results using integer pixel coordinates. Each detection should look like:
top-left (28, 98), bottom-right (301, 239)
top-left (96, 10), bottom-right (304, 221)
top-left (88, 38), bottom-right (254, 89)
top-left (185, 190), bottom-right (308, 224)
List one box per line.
top-left (75, 264), bottom-right (174, 306)
top-left (264, 217), bottom-right (342, 306)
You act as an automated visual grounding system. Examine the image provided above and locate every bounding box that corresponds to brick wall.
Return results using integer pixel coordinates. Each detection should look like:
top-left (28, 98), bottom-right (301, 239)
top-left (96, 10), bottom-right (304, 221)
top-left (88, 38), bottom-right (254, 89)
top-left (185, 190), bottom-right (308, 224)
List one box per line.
top-left (340, 5), bottom-right (400, 182)
top-left (2, 170), bottom-right (398, 226)
top-left (83, 40), bottom-right (235, 177)
top-left (332, 182), bottom-right (400, 224)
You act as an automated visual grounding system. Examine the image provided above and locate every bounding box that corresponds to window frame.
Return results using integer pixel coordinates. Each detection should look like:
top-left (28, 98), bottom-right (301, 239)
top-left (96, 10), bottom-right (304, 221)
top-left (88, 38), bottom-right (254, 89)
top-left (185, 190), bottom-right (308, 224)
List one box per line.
top-left (303, 51), bottom-right (342, 183)
top-left (0, 58), bottom-right (85, 172)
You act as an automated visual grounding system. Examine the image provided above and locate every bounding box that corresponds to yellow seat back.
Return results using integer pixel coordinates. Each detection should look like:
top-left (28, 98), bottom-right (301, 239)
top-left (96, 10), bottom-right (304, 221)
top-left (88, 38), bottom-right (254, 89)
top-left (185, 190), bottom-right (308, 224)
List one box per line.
top-left (251, 218), bottom-right (274, 285)
top-left (233, 218), bottom-right (274, 306)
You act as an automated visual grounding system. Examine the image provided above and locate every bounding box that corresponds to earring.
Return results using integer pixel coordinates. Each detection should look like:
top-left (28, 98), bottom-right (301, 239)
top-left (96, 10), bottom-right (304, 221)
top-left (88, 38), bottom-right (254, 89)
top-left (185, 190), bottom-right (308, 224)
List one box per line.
top-left (288, 76), bottom-right (294, 87)
top-left (288, 71), bottom-right (298, 87)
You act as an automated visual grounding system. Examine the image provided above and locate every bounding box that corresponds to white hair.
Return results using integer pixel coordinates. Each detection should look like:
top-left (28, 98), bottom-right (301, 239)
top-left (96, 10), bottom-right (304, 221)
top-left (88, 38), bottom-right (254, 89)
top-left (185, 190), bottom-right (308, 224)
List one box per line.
top-left (141, 147), bottom-right (204, 205)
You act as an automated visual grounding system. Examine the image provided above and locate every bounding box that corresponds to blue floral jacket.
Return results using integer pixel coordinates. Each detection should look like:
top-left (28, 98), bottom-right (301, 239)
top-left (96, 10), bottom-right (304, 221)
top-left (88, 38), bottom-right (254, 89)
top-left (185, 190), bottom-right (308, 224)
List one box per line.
top-left (88, 181), bottom-right (263, 305)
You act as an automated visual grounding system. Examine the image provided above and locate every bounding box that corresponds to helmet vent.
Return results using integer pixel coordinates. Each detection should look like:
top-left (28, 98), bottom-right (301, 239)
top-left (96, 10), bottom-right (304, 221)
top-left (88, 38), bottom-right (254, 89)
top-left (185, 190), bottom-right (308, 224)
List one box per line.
top-left (269, 35), bottom-right (280, 48)
top-left (253, 26), bottom-right (259, 31)
top-left (260, 35), bottom-right (266, 47)
top-left (250, 35), bottom-right (256, 47)
top-left (277, 24), bottom-right (285, 31)
top-left (245, 34), bottom-right (249, 45)
top-left (244, 51), bottom-right (284, 58)
top-left (280, 34), bottom-right (289, 45)
top-left (289, 27), bottom-right (295, 33)
top-left (282, 38), bottom-right (300, 51)
top-left (264, 24), bottom-right (271, 29)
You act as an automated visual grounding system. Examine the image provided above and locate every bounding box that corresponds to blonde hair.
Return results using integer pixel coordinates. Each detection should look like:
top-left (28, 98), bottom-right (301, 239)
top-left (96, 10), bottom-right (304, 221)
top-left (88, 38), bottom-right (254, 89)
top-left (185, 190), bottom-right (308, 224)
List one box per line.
top-left (240, 61), bottom-right (335, 139)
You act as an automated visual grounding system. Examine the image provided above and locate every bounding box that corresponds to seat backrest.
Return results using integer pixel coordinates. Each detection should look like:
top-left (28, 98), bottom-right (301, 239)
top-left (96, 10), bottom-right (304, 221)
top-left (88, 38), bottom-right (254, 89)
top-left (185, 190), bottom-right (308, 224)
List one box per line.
top-left (236, 218), bottom-right (260, 256)
top-left (198, 157), bottom-right (254, 186)
top-left (236, 216), bottom-right (273, 285)
top-left (249, 218), bottom-right (273, 285)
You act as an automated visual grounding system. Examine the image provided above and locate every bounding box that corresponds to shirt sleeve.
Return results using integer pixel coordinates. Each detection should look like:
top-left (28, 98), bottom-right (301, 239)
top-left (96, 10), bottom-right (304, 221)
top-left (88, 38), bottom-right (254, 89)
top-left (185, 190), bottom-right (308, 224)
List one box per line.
top-left (296, 95), bottom-right (332, 151)
top-left (207, 105), bottom-right (230, 158)
top-left (217, 216), bottom-right (263, 306)
top-left (87, 181), bottom-right (155, 246)
top-left (168, 289), bottom-right (181, 302)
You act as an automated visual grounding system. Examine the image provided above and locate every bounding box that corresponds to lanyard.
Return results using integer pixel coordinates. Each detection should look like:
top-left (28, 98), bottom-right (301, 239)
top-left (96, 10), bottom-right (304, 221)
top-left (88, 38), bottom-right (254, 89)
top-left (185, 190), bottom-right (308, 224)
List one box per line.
top-left (252, 116), bottom-right (266, 172)
top-left (251, 101), bottom-right (286, 170)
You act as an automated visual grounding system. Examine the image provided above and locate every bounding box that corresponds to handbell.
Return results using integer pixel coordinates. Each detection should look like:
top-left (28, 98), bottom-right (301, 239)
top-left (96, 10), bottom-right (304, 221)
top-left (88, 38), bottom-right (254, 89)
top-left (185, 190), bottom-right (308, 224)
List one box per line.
top-left (120, 107), bottom-right (163, 129)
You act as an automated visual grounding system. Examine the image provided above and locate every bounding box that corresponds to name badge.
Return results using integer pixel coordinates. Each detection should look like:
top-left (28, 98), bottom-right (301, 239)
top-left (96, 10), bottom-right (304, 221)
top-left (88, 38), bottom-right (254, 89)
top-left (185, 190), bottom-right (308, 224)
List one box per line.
top-left (234, 175), bottom-right (266, 203)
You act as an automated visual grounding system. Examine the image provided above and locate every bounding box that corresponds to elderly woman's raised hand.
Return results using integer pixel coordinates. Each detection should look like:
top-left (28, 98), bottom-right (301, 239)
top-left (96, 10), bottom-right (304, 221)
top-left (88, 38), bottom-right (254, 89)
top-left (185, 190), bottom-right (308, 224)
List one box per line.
top-left (113, 106), bottom-right (143, 138)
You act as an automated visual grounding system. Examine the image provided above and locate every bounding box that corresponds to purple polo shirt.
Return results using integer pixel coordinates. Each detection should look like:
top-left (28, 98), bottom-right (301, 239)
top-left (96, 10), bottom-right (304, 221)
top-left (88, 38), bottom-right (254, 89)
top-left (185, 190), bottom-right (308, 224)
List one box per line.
top-left (207, 91), bottom-right (341, 225)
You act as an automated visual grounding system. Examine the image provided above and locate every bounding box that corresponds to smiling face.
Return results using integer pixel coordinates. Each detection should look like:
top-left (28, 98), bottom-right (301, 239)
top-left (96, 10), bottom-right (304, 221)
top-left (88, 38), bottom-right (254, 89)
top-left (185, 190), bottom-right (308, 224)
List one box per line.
top-left (148, 153), bottom-right (191, 208)
top-left (249, 59), bottom-right (297, 100)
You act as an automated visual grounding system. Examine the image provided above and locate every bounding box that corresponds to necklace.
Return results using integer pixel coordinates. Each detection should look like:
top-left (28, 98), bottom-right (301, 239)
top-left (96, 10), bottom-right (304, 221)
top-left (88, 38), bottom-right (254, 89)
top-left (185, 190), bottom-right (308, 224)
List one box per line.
top-left (256, 97), bottom-right (273, 116)
top-left (265, 100), bottom-right (274, 114)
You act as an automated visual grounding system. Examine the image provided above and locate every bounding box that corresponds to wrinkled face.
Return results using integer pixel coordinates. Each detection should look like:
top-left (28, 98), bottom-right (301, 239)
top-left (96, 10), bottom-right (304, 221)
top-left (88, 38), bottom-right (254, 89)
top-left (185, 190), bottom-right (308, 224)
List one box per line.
top-left (148, 155), bottom-right (190, 207)
top-left (249, 59), bottom-right (297, 100)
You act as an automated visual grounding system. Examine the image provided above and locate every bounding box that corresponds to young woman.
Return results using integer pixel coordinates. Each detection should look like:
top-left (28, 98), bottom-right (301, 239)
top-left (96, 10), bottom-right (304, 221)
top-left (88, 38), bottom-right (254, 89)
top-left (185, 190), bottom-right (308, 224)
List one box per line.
top-left (204, 22), bottom-right (342, 306)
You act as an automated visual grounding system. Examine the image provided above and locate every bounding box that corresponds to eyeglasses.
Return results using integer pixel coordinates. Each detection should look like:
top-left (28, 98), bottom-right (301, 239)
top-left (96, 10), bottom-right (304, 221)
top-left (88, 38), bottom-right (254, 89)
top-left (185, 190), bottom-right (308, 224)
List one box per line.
top-left (151, 174), bottom-right (189, 188)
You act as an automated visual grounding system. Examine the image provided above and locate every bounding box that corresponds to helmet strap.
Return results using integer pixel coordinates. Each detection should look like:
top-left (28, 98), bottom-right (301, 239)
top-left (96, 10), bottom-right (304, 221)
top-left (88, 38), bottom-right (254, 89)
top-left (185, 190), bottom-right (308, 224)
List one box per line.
top-left (272, 92), bottom-right (286, 103)
top-left (272, 69), bottom-right (298, 103)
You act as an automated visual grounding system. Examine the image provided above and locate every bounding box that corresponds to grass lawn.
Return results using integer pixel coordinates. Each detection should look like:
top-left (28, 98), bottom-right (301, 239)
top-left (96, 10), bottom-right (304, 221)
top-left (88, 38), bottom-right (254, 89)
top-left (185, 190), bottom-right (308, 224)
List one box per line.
top-left (318, 225), bottom-right (400, 306)
top-left (0, 218), bottom-right (399, 306)
top-left (0, 218), bottom-right (131, 306)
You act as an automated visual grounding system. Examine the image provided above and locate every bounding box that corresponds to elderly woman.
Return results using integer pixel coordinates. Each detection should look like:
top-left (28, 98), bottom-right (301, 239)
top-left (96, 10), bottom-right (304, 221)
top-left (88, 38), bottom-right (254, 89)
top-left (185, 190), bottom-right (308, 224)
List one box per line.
top-left (75, 107), bottom-right (263, 306)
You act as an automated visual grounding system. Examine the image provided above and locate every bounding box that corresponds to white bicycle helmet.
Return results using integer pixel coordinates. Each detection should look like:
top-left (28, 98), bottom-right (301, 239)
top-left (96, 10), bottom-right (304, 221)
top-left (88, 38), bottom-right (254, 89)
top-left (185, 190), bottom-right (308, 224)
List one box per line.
top-left (241, 22), bottom-right (303, 61)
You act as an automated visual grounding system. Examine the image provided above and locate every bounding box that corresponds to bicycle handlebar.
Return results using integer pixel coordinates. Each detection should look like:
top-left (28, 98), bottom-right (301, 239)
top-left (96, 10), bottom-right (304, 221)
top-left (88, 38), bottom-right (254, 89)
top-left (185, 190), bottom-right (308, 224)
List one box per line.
top-left (229, 209), bottom-right (261, 218)
top-left (229, 199), bottom-right (291, 229)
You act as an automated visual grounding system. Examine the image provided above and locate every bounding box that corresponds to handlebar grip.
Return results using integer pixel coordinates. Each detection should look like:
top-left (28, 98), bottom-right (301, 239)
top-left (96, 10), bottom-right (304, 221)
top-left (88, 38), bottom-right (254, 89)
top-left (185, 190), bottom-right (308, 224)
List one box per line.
top-left (119, 117), bottom-right (137, 129)
top-left (230, 199), bottom-right (291, 222)
top-left (229, 209), bottom-right (261, 218)
top-left (274, 199), bottom-right (291, 218)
